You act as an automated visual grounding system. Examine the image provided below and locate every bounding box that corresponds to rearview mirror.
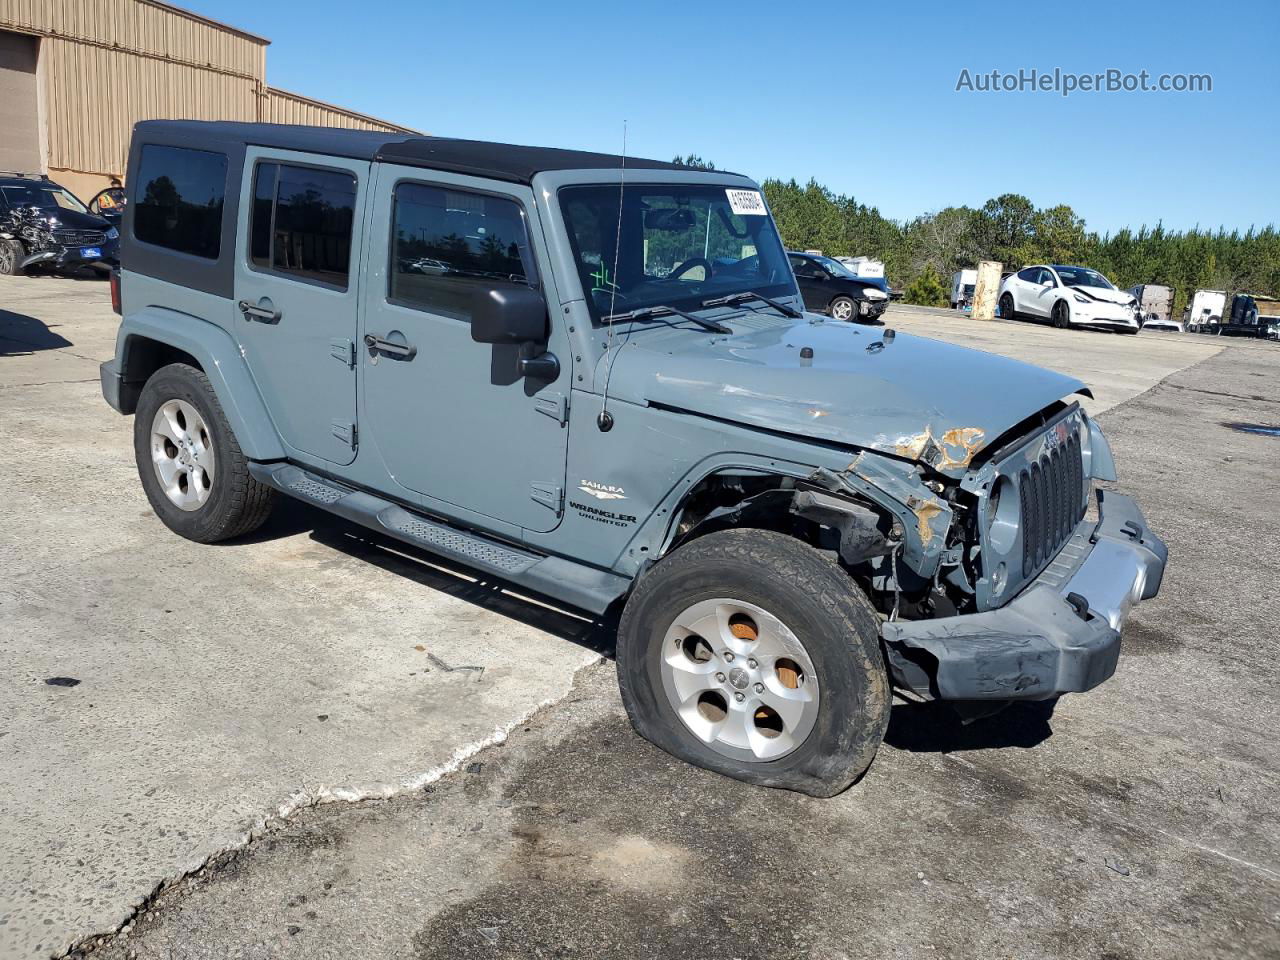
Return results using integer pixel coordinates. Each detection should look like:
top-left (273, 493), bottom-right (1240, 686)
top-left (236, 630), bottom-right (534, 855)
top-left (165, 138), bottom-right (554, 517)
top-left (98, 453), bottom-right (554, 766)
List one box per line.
top-left (471, 286), bottom-right (547, 345)
top-left (643, 208), bottom-right (696, 232)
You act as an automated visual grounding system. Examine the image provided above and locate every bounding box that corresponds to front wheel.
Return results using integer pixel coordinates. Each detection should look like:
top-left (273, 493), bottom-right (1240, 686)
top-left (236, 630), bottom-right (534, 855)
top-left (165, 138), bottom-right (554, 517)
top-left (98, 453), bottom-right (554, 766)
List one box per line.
top-left (1052, 300), bottom-right (1070, 329)
top-left (0, 239), bottom-right (23, 276)
top-left (134, 363), bottom-right (276, 543)
top-left (828, 296), bottom-right (858, 322)
top-left (616, 529), bottom-right (891, 797)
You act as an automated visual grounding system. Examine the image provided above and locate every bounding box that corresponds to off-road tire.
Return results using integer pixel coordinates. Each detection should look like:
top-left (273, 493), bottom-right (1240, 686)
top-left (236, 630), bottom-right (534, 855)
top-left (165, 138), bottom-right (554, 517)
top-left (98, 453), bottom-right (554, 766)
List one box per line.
top-left (999, 292), bottom-right (1016, 321)
top-left (134, 363), bottom-right (275, 542)
top-left (616, 528), bottom-right (891, 797)
top-left (0, 239), bottom-right (23, 276)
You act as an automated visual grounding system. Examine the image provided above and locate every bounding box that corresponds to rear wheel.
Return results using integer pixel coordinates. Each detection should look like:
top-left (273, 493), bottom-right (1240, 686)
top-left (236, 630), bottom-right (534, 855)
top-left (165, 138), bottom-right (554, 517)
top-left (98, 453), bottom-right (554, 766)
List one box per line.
top-left (999, 292), bottom-right (1016, 321)
top-left (616, 528), bottom-right (890, 797)
top-left (0, 239), bottom-right (23, 276)
top-left (1052, 300), bottom-right (1070, 329)
top-left (134, 363), bottom-right (275, 543)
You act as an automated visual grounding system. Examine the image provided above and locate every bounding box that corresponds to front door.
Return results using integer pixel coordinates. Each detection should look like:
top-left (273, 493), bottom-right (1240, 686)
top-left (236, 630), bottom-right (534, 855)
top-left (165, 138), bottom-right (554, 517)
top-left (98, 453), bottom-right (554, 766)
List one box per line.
top-left (1027, 267), bottom-right (1057, 318)
top-left (234, 149), bottom-right (368, 466)
top-left (788, 254), bottom-right (826, 311)
top-left (361, 167), bottom-right (569, 534)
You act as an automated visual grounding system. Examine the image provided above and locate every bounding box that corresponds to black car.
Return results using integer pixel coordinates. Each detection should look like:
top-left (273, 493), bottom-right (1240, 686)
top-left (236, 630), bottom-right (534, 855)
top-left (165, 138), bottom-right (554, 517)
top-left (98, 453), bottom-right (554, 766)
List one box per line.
top-left (786, 251), bottom-right (890, 323)
top-left (0, 174), bottom-right (120, 276)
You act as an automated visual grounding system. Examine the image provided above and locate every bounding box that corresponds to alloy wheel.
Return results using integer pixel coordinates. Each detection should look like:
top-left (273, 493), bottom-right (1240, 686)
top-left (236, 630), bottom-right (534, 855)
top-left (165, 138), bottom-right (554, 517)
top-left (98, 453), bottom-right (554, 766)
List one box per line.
top-left (150, 399), bottom-right (216, 511)
top-left (658, 598), bottom-right (821, 762)
top-left (830, 299), bottom-right (854, 322)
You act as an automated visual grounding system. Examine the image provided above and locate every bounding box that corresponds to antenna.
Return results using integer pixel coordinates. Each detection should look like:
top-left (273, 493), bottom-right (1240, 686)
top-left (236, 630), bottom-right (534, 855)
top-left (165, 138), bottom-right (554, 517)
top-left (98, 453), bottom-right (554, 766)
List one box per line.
top-left (597, 120), bottom-right (627, 433)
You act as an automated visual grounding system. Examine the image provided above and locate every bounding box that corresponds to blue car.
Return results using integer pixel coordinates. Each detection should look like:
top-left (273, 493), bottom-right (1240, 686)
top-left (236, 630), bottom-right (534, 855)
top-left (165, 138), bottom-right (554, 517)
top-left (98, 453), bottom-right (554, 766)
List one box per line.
top-left (100, 121), bottom-right (1167, 797)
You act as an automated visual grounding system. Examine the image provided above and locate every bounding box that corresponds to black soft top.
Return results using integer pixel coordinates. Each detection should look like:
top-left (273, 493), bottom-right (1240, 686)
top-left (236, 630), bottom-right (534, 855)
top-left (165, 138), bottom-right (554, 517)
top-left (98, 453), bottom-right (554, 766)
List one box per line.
top-left (134, 120), bottom-right (699, 184)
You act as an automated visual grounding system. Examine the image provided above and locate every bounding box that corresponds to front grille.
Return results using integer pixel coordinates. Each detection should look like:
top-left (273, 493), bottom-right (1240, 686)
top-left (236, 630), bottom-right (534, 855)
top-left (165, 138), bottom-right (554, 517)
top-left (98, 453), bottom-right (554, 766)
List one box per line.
top-left (1017, 429), bottom-right (1085, 578)
top-left (54, 229), bottom-right (105, 246)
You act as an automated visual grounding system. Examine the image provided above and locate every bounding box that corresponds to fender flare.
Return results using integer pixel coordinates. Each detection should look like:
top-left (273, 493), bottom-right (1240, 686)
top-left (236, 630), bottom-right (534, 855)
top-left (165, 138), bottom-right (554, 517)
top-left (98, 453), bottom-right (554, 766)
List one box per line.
top-left (612, 452), bottom-right (937, 578)
top-left (116, 306), bottom-right (286, 462)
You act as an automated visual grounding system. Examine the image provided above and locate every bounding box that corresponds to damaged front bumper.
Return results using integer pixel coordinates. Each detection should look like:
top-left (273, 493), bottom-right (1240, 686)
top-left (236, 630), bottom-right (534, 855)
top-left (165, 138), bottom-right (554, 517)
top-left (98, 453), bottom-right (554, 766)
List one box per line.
top-left (860, 298), bottom-right (889, 320)
top-left (882, 490), bottom-right (1167, 701)
top-left (20, 240), bottom-right (119, 272)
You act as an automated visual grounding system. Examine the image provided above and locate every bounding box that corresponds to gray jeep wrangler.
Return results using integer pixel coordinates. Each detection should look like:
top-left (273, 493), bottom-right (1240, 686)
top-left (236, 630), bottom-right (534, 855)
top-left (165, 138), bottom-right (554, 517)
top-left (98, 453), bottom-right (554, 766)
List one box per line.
top-left (101, 121), bottom-right (1167, 796)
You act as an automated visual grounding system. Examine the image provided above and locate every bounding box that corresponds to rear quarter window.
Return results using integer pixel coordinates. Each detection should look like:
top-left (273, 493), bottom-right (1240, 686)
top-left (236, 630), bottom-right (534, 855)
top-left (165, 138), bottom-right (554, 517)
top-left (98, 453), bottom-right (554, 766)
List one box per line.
top-left (133, 145), bottom-right (227, 259)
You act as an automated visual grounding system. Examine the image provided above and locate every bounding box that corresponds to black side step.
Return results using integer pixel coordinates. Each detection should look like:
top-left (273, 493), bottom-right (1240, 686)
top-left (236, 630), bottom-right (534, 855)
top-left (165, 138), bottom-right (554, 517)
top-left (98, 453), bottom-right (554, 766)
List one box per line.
top-left (248, 464), bottom-right (629, 614)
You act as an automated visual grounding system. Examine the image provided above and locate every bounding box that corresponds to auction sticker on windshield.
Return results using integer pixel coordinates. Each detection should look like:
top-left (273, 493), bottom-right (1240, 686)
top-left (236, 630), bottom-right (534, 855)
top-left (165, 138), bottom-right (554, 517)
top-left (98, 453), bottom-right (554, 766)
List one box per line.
top-left (726, 189), bottom-right (766, 216)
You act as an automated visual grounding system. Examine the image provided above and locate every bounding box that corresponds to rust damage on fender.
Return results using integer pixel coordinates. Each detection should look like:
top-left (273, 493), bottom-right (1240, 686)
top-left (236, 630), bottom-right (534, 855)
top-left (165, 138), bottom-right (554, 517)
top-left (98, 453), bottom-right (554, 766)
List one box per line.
top-left (906, 494), bottom-right (946, 546)
top-left (819, 453), bottom-right (952, 559)
top-left (893, 425), bottom-right (987, 470)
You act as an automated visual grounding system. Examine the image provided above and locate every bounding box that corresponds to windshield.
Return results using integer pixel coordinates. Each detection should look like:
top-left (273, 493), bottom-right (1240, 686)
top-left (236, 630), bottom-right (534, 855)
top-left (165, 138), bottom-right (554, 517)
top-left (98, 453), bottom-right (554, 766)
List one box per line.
top-left (560, 184), bottom-right (796, 323)
top-left (1054, 266), bottom-right (1114, 290)
top-left (0, 184), bottom-right (88, 214)
top-left (811, 254), bottom-right (856, 278)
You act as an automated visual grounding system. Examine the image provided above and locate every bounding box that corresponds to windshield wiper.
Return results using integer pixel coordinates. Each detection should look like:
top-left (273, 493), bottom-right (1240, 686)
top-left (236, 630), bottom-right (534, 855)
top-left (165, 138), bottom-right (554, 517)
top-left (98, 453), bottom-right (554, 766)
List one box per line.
top-left (700, 290), bottom-right (803, 319)
top-left (603, 304), bottom-right (732, 334)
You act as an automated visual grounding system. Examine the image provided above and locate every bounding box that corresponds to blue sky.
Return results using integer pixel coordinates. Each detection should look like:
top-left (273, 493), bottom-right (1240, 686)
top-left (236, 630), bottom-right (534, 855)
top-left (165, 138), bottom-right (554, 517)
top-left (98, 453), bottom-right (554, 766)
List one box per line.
top-left (188, 0), bottom-right (1278, 235)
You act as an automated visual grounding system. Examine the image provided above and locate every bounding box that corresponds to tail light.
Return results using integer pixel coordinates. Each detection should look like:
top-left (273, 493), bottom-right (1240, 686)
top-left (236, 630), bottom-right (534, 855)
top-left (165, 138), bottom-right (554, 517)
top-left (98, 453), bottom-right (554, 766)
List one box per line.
top-left (110, 267), bottom-right (121, 315)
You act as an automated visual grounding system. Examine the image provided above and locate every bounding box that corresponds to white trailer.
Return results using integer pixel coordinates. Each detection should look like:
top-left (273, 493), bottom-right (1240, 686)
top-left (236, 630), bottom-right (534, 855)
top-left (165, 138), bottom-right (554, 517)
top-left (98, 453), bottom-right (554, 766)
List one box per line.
top-left (836, 256), bottom-right (885, 279)
top-left (1188, 289), bottom-right (1227, 332)
top-left (951, 269), bottom-right (978, 310)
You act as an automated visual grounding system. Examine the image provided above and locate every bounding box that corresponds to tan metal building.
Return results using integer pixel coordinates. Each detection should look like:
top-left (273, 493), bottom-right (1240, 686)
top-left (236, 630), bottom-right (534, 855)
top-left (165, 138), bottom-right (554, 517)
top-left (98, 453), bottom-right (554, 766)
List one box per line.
top-left (0, 0), bottom-right (417, 200)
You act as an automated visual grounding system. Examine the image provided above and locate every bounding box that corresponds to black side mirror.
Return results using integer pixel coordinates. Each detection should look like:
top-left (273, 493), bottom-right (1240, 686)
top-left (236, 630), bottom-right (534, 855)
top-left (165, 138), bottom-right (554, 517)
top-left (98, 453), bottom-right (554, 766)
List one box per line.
top-left (471, 285), bottom-right (559, 381)
top-left (471, 286), bottom-right (547, 345)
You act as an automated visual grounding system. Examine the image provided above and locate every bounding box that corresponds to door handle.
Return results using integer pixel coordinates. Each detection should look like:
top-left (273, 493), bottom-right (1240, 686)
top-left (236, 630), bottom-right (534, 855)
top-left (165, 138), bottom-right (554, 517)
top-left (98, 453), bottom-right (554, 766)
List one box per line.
top-left (364, 333), bottom-right (417, 360)
top-left (238, 299), bottom-right (281, 323)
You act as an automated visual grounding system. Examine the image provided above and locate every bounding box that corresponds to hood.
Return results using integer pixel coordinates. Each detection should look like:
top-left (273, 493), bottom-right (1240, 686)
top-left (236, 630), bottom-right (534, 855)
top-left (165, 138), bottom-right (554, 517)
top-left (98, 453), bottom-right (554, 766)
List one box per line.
top-left (1071, 285), bottom-right (1135, 306)
top-left (831, 276), bottom-right (879, 297)
top-left (45, 208), bottom-right (112, 231)
top-left (604, 314), bottom-right (1089, 476)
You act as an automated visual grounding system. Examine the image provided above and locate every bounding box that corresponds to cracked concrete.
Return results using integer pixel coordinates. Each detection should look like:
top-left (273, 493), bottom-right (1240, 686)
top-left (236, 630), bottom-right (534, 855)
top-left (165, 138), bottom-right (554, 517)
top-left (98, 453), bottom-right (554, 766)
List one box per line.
top-left (0, 276), bottom-right (606, 958)
top-left (77, 337), bottom-right (1280, 960)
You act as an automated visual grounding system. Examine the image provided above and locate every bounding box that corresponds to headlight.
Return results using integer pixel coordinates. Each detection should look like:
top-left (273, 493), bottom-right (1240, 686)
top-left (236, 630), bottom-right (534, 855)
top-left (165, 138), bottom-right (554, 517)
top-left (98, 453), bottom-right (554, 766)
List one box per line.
top-left (105, 227), bottom-right (119, 240)
top-left (1073, 293), bottom-right (1090, 304)
top-left (863, 288), bottom-right (888, 300)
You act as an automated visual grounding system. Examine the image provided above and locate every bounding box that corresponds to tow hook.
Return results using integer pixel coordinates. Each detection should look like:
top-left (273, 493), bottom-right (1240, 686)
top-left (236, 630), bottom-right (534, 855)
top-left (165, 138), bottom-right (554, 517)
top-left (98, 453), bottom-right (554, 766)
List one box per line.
top-left (1066, 592), bottom-right (1091, 621)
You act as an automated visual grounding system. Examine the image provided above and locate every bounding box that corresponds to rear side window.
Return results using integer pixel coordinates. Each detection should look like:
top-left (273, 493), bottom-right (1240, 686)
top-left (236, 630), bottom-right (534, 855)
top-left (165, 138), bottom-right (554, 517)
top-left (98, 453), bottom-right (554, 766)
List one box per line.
top-left (388, 182), bottom-right (535, 321)
top-left (133, 145), bottom-right (227, 259)
top-left (250, 162), bottom-right (357, 290)
top-left (1016, 267), bottom-right (1039, 282)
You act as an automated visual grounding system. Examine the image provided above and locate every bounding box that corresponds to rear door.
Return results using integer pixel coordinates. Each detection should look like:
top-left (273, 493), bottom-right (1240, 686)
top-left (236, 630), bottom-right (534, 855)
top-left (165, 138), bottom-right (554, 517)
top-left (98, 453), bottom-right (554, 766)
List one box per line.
top-left (360, 166), bottom-right (570, 533)
top-left (233, 149), bottom-right (367, 466)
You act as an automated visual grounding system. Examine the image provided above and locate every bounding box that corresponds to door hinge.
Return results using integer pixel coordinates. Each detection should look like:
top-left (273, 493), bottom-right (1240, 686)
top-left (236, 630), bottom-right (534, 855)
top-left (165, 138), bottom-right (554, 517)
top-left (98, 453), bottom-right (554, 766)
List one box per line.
top-left (330, 338), bottom-right (356, 368)
top-left (332, 420), bottom-right (357, 448)
top-left (530, 482), bottom-right (564, 515)
top-left (534, 392), bottom-right (569, 425)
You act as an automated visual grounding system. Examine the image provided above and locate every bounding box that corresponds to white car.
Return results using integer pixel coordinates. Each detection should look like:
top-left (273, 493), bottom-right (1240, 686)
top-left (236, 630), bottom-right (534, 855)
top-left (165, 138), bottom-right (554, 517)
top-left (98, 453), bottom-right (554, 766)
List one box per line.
top-left (999, 264), bottom-right (1139, 333)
